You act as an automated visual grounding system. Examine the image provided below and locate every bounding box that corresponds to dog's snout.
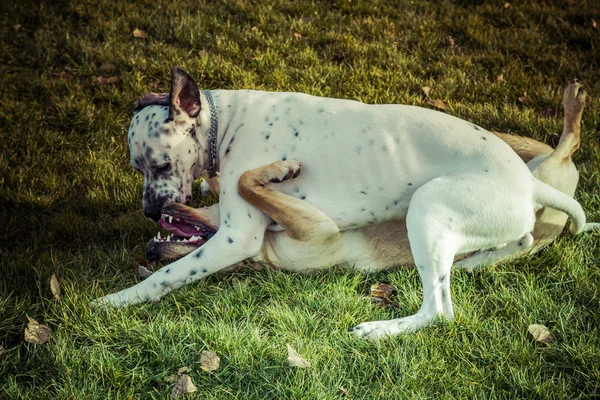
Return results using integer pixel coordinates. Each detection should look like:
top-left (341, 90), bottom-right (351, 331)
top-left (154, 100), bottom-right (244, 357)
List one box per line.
top-left (146, 247), bottom-right (160, 261)
top-left (144, 205), bottom-right (162, 222)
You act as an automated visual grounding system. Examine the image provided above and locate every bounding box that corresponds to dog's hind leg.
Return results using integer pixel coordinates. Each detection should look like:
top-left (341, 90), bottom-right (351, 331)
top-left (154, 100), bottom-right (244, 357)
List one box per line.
top-left (238, 160), bottom-right (340, 241)
top-left (350, 174), bottom-right (535, 338)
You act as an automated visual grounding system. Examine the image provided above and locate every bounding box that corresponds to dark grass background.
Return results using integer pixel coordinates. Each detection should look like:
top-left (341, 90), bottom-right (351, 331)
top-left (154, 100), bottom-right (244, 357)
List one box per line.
top-left (1, 0), bottom-right (600, 398)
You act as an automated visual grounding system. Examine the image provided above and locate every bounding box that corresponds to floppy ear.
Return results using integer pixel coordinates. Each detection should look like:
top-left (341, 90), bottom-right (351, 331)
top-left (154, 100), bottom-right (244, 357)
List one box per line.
top-left (133, 92), bottom-right (170, 112)
top-left (169, 66), bottom-right (201, 120)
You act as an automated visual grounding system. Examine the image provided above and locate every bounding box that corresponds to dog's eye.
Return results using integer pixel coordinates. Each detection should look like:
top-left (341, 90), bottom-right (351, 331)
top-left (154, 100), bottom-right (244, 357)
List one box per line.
top-left (156, 163), bottom-right (171, 173)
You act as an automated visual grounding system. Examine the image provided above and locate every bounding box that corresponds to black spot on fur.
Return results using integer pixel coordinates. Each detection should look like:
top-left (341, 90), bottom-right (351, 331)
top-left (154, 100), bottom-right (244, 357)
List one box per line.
top-left (360, 191), bottom-right (367, 195)
top-left (301, 195), bottom-right (306, 200)
top-left (482, 136), bottom-right (487, 140)
top-left (190, 269), bottom-right (198, 276)
top-left (227, 237), bottom-right (234, 243)
top-left (282, 156), bottom-right (287, 161)
top-left (472, 125), bottom-right (481, 131)
top-left (202, 268), bottom-right (207, 273)
top-left (165, 268), bottom-right (170, 274)
top-left (195, 249), bottom-right (204, 258)
top-left (439, 275), bottom-right (446, 282)
top-left (160, 281), bottom-right (167, 287)
top-left (408, 183), bottom-right (413, 186)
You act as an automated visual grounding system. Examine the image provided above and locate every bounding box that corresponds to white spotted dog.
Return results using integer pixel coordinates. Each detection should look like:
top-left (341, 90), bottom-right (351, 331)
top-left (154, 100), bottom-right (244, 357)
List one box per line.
top-left (95, 67), bottom-right (588, 339)
top-left (145, 79), bottom-right (598, 282)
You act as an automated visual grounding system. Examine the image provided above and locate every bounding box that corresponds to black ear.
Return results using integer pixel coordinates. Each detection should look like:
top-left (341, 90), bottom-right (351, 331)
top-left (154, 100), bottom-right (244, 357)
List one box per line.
top-left (169, 66), bottom-right (201, 120)
top-left (133, 92), bottom-right (170, 112)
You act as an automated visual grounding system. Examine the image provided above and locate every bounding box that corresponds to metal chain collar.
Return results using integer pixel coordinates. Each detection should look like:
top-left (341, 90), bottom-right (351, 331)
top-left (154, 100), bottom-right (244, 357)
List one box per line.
top-left (202, 89), bottom-right (219, 178)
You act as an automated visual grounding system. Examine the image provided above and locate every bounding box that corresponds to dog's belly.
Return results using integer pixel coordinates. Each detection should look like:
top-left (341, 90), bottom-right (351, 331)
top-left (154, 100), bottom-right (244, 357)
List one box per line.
top-left (216, 90), bottom-right (531, 230)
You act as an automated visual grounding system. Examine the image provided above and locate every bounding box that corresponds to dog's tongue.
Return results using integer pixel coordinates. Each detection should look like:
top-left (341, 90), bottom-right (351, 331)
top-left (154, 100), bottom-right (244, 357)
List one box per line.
top-left (157, 218), bottom-right (196, 237)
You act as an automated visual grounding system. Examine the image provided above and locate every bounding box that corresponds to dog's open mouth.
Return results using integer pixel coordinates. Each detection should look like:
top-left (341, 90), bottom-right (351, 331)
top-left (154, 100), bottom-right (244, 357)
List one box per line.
top-left (153, 212), bottom-right (216, 246)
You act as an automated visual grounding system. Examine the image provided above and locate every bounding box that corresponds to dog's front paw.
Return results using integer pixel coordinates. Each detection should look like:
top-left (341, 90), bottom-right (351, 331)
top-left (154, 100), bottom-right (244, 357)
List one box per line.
top-left (563, 78), bottom-right (586, 113)
top-left (269, 160), bottom-right (302, 183)
top-left (91, 288), bottom-right (157, 309)
top-left (349, 314), bottom-right (435, 339)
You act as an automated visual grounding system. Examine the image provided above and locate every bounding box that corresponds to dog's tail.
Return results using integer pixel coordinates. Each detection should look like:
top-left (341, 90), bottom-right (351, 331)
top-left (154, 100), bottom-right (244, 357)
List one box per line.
top-left (533, 177), bottom-right (585, 235)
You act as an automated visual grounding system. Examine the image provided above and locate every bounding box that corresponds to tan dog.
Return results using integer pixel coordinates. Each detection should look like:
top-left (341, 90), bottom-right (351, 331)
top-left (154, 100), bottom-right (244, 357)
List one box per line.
top-left (147, 80), bottom-right (598, 274)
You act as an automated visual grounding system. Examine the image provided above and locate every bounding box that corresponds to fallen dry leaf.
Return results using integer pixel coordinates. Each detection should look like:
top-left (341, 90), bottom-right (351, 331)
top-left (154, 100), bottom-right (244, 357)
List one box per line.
top-left (287, 344), bottom-right (310, 368)
top-left (133, 28), bottom-right (147, 39)
top-left (422, 86), bottom-right (432, 97)
top-left (497, 73), bottom-right (504, 82)
top-left (518, 92), bottom-right (530, 103)
top-left (54, 71), bottom-right (72, 80)
top-left (171, 374), bottom-right (197, 397)
top-left (528, 324), bottom-right (553, 343)
top-left (503, 2), bottom-right (510, 9)
top-left (293, 31), bottom-right (303, 39)
top-left (93, 76), bottom-right (119, 85)
top-left (425, 99), bottom-right (448, 111)
top-left (370, 283), bottom-right (397, 299)
top-left (13, 24), bottom-right (21, 31)
top-left (332, 53), bottom-right (345, 62)
top-left (444, 36), bottom-right (456, 48)
top-left (178, 366), bottom-right (191, 375)
top-left (592, 19), bottom-right (597, 29)
top-left (24, 316), bottom-right (51, 345)
top-left (538, 108), bottom-right (558, 119)
top-left (50, 273), bottom-right (62, 301)
top-left (200, 350), bottom-right (220, 372)
top-left (98, 62), bottom-right (116, 73)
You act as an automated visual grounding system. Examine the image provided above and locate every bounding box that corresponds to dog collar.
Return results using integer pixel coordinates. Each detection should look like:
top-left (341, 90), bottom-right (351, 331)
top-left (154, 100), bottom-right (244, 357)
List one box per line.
top-left (202, 89), bottom-right (219, 178)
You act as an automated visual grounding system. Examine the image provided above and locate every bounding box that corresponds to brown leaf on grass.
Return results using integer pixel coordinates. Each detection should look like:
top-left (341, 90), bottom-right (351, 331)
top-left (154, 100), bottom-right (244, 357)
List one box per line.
top-left (518, 92), bottom-right (530, 103)
top-left (425, 99), bottom-right (448, 111)
top-left (528, 324), bottom-right (553, 343)
top-left (98, 62), bottom-right (116, 73)
top-left (592, 19), bottom-right (597, 29)
top-left (538, 108), bottom-right (558, 119)
top-left (148, 79), bottom-right (161, 89)
top-left (421, 86), bottom-right (432, 98)
top-left (133, 28), bottom-right (147, 39)
top-left (370, 283), bottom-right (397, 299)
top-left (444, 36), bottom-right (456, 48)
top-left (199, 50), bottom-right (211, 57)
top-left (292, 31), bottom-right (303, 39)
top-left (50, 273), bottom-right (62, 301)
top-left (178, 366), bottom-right (191, 374)
top-left (200, 350), bottom-right (221, 372)
top-left (54, 71), bottom-right (72, 80)
top-left (13, 24), bottom-right (21, 31)
top-left (93, 76), bottom-right (119, 85)
top-left (497, 73), bottom-right (504, 82)
top-left (133, 259), bottom-right (155, 280)
top-left (503, 2), bottom-right (510, 9)
top-left (24, 316), bottom-right (51, 345)
top-left (370, 296), bottom-right (400, 309)
top-left (171, 374), bottom-right (197, 397)
top-left (287, 344), bottom-right (310, 368)
top-left (332, 53), bottom-right (345, 62)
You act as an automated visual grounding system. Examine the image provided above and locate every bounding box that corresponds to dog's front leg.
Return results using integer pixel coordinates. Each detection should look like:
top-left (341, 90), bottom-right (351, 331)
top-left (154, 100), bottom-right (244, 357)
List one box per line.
top-left (94, 195), bottom-right (271, 307)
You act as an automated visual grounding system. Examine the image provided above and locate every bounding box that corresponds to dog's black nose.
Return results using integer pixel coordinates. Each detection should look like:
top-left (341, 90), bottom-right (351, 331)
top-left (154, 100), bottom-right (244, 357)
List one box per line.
top-left (146, 247), bottom-right (159, 261)
top-left (144, 206), bottom-right (161, 222)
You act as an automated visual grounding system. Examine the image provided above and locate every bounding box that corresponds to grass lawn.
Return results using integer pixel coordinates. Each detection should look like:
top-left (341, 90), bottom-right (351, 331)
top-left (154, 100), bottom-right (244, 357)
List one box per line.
top-left (1, 0), bottom-right (600, 398)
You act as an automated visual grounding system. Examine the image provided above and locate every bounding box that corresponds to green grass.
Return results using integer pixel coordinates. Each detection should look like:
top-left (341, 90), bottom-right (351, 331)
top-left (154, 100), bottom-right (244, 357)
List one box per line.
top-left (1, 0), bottom-right (600, 398)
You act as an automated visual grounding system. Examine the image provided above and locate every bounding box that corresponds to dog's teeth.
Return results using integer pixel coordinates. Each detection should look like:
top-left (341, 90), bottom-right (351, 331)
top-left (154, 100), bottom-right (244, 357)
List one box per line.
top-left (166, 235), bottom-right (171, 242)
top-left (168, 216), bottom-right (173, 223)
top-left (157, 231), bottom-right (162, 239)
